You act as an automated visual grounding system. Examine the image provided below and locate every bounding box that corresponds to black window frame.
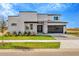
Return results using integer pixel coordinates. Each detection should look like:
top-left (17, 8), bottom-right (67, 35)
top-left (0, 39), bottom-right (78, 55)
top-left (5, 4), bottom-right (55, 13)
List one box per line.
top-left (11, 23), bottom-right (17, 26)
top-left (54, 16), bottom-right (59, 20)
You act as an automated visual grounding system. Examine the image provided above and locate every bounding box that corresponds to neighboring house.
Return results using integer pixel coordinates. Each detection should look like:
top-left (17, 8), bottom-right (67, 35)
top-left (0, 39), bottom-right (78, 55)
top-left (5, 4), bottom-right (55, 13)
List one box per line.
top-left (8, 11), bottom-right (67, 34)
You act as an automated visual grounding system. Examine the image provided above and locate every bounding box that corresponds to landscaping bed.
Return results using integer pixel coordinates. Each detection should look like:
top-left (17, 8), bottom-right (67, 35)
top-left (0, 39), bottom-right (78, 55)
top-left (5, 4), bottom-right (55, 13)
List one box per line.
top-left (0, 42), bottom-right (60, 49)
top-left (0, 35), bottom-right (55, 40)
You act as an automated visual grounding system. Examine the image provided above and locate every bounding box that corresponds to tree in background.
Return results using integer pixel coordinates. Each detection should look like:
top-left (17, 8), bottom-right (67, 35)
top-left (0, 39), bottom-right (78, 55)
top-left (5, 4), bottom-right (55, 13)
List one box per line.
top-left (0, 18), bottom-right (6, 46)
top-left (0, 19), bottom-right (6, 34)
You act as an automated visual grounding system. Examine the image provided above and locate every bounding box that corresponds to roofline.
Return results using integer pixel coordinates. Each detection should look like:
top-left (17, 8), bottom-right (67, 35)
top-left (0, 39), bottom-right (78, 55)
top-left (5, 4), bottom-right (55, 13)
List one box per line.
top-left (8, 11), bottom-right (61, 17)
top-left (48, 14), bottom-right (61, 16)
top-left (19, 11), bottom-right (37, 13)
top-left (38, 13), bottom-right (61, 16)
top-left (8, 15), bottom-right (19, 17)
top-left (24, 21), bottom-right (44, 23)
top-left (48, 21), bottom-right (68, 23)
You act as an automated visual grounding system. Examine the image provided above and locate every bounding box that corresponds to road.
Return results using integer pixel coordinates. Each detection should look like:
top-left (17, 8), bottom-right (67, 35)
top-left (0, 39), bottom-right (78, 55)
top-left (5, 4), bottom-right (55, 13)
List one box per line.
top-left (0, 49), bottom-right (79, 56)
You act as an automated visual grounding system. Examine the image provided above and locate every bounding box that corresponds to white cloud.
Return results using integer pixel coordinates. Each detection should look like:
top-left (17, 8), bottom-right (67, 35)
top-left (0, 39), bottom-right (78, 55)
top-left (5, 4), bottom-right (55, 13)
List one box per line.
top-left (0, 3), bottom-right (73, 19)
top-left (36, 3), bottom-right (72, 13)
top-left (0, 3), bottom-right (18, 19)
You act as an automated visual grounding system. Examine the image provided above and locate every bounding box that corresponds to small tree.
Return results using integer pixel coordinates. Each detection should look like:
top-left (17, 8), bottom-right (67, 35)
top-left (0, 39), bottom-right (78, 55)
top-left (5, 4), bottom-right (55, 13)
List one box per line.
top-left (0, 18), bottom-right (6, 46)
top-left (27, 31), bottom-right (31, 36)
top-left (1, 19), bottom-right (6, 34)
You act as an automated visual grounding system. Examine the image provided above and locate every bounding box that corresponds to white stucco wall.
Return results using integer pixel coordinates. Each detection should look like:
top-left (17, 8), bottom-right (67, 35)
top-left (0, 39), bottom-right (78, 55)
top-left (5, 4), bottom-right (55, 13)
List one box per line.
top-left (19, 12), bottom-right (37, 21)
top-left (8, 12), bottom-right (38, 34)
top-left (24, 23), bottom-right (37, 34)
top-left (8, 16), bottom-right (19, 33)
top-left (48, 15), bottom-right (52, 21)
top-left (37, 14), bottom-right (48, 21)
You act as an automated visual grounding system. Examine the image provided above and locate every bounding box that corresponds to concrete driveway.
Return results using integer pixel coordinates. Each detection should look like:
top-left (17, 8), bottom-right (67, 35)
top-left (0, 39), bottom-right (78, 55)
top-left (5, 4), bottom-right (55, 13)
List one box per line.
top-left (47, 33), bottom-right (79, 40)
top-left (46, 34), bottom-right (79, 48)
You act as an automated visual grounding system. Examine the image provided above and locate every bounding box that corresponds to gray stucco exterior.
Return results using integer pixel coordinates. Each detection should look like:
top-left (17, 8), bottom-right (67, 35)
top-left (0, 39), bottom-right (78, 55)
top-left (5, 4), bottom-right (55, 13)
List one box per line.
top-left (8, 11), bottom-right (67, 34)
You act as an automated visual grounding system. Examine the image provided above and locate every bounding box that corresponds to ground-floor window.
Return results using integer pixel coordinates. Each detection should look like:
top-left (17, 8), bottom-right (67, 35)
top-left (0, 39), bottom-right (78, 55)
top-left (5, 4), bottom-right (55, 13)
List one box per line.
top-left (30, 24), bottom-right (33, 30)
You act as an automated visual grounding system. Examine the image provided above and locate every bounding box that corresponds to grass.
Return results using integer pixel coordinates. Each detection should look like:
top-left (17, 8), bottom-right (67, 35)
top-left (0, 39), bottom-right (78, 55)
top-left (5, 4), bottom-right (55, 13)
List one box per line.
top-left (67, 28), bottom-right (79, 37)
top-left (0, 42), bottom-right (60, 49)
top-left (0, 35), bottom-right (55, 40)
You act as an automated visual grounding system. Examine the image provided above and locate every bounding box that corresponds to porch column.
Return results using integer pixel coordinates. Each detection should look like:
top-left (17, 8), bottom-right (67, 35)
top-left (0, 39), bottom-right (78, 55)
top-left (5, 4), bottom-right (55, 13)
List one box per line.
top-left (43, 21), bottom-right (48, 34)
top-left (63, 25), bottom-right (66, 34)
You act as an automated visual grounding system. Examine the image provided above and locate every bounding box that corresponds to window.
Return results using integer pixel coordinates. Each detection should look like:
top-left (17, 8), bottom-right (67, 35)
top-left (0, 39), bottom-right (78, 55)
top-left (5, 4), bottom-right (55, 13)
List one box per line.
top-left (11, 23), bottom-right (17, 26)
top-left (54, 16), bottom-right (59, 20)
top-left (30, 24), bottom-right (33, 30)
top-left (25, 25), bottom-right (29, 30)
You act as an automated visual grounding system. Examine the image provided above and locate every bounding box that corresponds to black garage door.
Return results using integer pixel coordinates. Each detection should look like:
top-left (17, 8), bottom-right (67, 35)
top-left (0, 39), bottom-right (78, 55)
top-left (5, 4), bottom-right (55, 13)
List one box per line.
top-left (48, 25), bottom-right (63, 33)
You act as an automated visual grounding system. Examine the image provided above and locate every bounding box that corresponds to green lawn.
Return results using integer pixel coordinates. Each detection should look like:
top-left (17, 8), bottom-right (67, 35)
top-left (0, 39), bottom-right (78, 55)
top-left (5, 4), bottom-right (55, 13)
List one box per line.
top-left (0, 42), bottom-right (60, 49)
top-left (0, 35), bottom-right (55, 40)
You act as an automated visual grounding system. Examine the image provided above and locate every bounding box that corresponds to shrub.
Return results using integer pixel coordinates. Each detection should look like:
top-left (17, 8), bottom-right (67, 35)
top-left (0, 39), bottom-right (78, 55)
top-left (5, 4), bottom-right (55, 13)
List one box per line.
top-left (18, 31), bottom-right (22, 36)
top-left (13, 31), bottom-right (17, 36)
top-left (27, 31), bottom-right (31, 36)
top-left (4, 32), bottom-right (11, 36)
top-left (23, 31), bottom-right (27, 36)
top-left (31, 32), bottom-right (36, 36)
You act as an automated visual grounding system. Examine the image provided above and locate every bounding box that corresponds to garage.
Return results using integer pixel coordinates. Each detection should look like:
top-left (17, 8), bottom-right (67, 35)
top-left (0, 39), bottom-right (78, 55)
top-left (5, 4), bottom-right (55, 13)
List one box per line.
top-left (48, 25), bottom-right (63, 33)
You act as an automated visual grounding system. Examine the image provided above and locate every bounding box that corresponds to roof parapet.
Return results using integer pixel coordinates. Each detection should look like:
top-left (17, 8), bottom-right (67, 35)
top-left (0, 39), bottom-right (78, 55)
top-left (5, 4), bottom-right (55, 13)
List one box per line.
top-left (19, 11), bottom-right (37, 13)
top-left (8, 11), bottom-right (61, 17)
top-left (38, 13), bottom-right (61, 16)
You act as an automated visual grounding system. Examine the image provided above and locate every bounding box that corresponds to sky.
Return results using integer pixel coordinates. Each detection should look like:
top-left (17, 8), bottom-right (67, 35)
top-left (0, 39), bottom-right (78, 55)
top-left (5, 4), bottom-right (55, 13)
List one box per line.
top-left (0, 3), bottom-right (79, 28)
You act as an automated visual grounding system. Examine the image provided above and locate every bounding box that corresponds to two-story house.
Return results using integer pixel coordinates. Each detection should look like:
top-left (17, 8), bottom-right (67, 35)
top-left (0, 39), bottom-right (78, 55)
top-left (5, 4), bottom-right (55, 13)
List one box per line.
top-left (8, 11), bottom-right (67, 34)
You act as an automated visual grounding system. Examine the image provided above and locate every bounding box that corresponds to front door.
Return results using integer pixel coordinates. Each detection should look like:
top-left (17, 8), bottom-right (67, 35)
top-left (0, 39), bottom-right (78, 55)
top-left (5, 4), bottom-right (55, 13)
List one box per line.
top-left (37, 25), bottom-right (43, 33)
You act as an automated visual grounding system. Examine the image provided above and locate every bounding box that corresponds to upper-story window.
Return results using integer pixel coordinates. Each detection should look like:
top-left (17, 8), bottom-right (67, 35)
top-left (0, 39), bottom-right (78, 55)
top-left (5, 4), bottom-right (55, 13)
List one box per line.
top-left (54, 16), bottom-right (59, 20)
top-left (11, 23), bottom-right (17, 26)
